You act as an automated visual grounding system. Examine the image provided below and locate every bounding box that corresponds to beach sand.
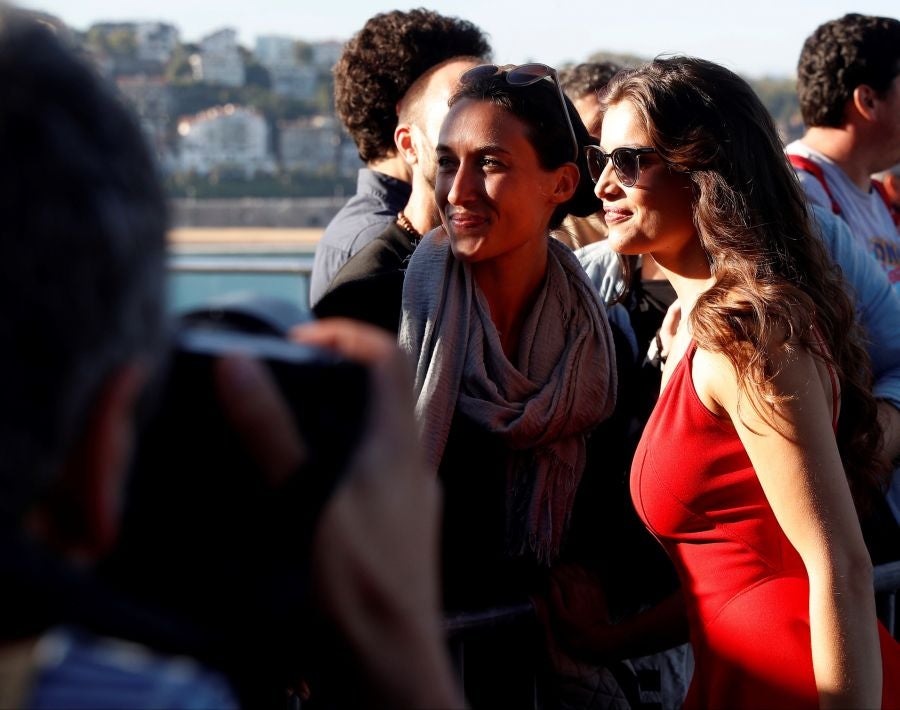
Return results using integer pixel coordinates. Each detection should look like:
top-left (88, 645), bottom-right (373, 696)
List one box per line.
top-left (168, 227), bottom-right (323, 250)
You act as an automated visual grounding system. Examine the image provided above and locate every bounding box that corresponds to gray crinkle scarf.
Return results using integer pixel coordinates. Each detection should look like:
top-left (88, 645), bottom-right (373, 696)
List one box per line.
top-left (399, 228), bottom-right (617, 563)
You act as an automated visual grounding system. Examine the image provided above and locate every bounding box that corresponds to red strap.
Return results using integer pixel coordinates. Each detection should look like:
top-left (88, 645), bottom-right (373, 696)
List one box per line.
top-left (871, 179), bottom-right (900, 229)
top-left (787, 153), bottom-right (842, 216)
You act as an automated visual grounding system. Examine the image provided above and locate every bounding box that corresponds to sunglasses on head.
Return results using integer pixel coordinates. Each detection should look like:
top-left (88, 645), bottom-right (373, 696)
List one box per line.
top-left (460, 63), bottom-right (580, 163)
top-left (584, 145), bottom-right (658, 187)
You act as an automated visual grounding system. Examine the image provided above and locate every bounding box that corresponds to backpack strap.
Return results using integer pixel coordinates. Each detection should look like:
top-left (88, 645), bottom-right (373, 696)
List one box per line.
top-left (871, 179), bottom-right (900, 229)
top-left (788, 153), bottom-right (842, 216)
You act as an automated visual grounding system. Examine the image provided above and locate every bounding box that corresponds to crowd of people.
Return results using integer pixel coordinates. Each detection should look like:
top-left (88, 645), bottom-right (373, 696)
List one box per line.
top-left (1, 4), bottom-right (900, 709)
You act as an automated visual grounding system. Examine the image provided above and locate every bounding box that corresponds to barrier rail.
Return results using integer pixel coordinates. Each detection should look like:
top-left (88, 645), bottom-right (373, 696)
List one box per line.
top-left (444, 603), bottom-right (540, 709)
top-left (442, 563), bottom-right (900, 709)
top-left (168, 256), bottom-right (314, 275)
top-left (875, 560), bottom-right (900, 638)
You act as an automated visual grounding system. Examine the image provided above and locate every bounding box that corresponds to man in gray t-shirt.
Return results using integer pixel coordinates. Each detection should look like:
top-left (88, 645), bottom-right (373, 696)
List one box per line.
top-left (788, 13), bottom-right (900, 525)
top-left (787, 140), bottom-right (900, 284)
top-left (786, 13), bottom-right (900, 286)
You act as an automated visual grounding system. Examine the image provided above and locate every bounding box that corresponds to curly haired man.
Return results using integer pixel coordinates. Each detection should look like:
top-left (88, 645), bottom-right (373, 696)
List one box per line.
top-left (786, 14), bottom-right (900, 285)
top-left (786, 13), bottom-right (900, 537)
top-left (309, 9), bottom-right (490, 305)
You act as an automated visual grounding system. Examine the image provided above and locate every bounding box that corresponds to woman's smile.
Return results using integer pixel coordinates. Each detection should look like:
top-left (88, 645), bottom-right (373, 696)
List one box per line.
top-left (447, 209), bottom-right (490, 233)
top-left (603, 206), bottom-right (632, 225)
top-left (434, 98), bottom-right (567, 267)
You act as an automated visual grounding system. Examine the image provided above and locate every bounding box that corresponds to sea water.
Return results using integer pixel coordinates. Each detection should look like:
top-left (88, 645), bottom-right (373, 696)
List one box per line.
top-left (167, 250), bottom-right (314, 315)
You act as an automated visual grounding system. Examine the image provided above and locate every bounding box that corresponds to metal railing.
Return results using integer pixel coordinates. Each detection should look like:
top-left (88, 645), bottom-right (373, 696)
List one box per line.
top-left (875, 560), bottom-right (900, 638)
top-left (168, 256), bottom-right (314, 276)
top-left (444, 602), bottom-right (540, 709)
top-left (440, 563), bottom-right (900, 710)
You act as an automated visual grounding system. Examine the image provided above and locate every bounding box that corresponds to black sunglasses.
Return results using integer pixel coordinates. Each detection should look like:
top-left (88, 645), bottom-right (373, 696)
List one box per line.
top-left (584, 145), bottom-right (658, 187)
top-left (460, 63), bottom-right (580, 163)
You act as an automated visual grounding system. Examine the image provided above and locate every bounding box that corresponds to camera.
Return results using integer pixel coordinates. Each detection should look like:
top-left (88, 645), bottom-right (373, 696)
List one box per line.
top-left (103, 298), bottom-right (369, 701)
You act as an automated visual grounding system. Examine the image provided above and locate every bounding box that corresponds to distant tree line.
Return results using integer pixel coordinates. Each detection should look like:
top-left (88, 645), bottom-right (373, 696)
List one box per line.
top-left (586, 51), bottom-right (803, 143)
top-left (79, 27), bottom-right (334, 131)
top-left (164, 169), bottom-right (355, 199)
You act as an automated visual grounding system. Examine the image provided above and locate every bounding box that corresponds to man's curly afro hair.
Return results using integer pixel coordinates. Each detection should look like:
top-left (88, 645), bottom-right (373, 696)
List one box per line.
top-left (334, 8), bottom-right (490, 163)
top-left (797, 13), bottom-right (900, 128)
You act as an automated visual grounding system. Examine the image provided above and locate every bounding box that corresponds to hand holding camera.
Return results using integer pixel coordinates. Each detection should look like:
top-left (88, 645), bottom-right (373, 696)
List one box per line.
top-left (131, 316), bottom-right (462, 707)
top-left (111, 312), bottom-right (369, 644)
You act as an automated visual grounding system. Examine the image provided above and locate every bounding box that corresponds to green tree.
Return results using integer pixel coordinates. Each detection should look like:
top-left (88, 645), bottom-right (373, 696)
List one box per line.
top-left (107, 29), bottom-right (137, 57)
top-left (85, 25), bottom-right (138, 57)
top-left (240, 46), bottom-right (272, 89)
top-left (294, 40), bottom-right (313, 64)
top-left (165, 43), bottom-right (196, 83)
top-left (579, 48), bottom-right (802, 143)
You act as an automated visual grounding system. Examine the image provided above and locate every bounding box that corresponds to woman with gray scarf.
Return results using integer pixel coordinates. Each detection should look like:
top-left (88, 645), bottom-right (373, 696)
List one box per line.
top-left (398, 65), bottom-right (626, 698)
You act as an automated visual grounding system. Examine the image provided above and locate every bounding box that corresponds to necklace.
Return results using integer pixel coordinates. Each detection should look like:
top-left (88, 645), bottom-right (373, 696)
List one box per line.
top-left (396, 211), bottom-right (421, 243)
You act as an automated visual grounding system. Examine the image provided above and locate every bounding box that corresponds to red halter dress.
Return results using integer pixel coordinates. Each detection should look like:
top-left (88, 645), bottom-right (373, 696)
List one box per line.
top-left (630, 340), bottom-right (900, 709)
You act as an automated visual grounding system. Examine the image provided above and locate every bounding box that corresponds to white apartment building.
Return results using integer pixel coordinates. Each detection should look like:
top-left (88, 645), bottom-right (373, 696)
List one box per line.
top-left (255, 35), bottom-right (295, 68)
top-left (269, 65), bottom-right (318, 100)
top-left (135, 22), bottom-right (179, 64)
top-left (310, 41), bottom-right (342, 69)
top-left (190, 28), bottom-right (245, 87)
top-left (177, 104), bottom-right (274, 177)
top-left (117, 75), bottom-right (174, 168)
top-left (254, 34), bottom-right (318, 100)
top-left (279, 115), bottom-right (341, 172)
top-left (280, 115), bottom-right (362, 177)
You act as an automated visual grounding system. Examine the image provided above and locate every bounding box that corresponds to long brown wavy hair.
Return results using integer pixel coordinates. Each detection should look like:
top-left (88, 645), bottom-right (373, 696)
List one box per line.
top-left (601, 56), bottom-right (886, 512)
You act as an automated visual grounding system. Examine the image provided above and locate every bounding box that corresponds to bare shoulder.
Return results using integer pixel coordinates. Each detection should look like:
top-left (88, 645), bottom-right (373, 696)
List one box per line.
top-left (690, 345), bottom-right (736, 419)
top-left (691, 335), bottom-right (833, 429)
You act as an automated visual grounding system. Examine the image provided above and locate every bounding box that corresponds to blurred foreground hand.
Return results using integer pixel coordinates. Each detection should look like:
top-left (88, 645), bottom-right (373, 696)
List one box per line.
top-left (216, 318), bottom-right (463, 708)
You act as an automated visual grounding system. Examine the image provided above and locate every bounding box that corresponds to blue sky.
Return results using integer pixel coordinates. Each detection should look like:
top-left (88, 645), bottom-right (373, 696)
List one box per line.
top-left (18, 0), bottom-right (899, 78)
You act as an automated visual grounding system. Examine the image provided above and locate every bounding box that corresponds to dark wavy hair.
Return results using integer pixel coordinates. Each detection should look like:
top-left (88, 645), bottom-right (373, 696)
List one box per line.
top-left (560, 61), bottom-right (623, 101)
top-left (797, 13), bottom-right (900, 128)
top-left (334, 8), bottom-right (491, 163)
top-left (449, 66), bottom-right (601, 230)
top-left (601, 56), bottom-right (886, 512)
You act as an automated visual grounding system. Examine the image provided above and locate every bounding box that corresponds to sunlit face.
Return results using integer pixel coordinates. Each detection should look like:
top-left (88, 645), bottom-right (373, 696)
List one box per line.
top-left (595, 101), bottom-right (697, 258)
top-left (435, 98), bottom-right (569, 265)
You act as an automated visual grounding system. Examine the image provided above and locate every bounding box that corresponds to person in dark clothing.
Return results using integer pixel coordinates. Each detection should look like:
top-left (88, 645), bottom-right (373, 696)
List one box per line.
top-left (312, 221), bottom-right (416, 332)
top-left (309, 9), bottom-right (490, 305)
top-left (398, 62), bottom-right (632, 706)
top-left (0, 13), bottom-right (463, 708)
top-left (314, 57), bottom-right (480, 332)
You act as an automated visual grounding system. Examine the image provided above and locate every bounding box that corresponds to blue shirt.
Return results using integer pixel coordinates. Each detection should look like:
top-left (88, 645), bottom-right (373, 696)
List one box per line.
top-left (812, 206), bottom-right (900, 524)
top-left (309, 169), bottom-right (411, 306)
top-left (27, 627), bottom-right (238, 709)
top-left (811, 205), bottom-right (900, 411)
top-left (787, 141), bottom-right (900, 289)
top-left (574, 240), bottom-right (638, 359)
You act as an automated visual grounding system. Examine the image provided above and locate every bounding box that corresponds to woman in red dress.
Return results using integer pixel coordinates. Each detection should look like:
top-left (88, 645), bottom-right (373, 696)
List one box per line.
top-left (581, 56), bottom-right (899, 709)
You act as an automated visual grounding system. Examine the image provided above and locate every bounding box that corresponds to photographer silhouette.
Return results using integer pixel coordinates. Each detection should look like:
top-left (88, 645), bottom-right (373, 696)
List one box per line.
top-left (0, 12), bottom-right (460, 709)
